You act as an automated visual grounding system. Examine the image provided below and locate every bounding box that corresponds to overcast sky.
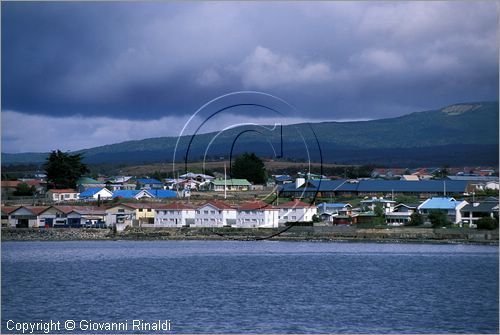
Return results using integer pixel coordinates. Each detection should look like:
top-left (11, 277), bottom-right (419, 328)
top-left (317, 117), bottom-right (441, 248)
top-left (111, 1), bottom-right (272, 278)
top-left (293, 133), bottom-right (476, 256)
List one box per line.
top-left (2, 1), bottom-right (498, 153)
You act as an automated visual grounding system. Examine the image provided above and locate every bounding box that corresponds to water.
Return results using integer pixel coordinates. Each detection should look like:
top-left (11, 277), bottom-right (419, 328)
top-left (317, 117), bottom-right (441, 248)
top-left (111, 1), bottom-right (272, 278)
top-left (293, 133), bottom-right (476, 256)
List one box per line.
top-left (2, 241), bottom-right (498, 334)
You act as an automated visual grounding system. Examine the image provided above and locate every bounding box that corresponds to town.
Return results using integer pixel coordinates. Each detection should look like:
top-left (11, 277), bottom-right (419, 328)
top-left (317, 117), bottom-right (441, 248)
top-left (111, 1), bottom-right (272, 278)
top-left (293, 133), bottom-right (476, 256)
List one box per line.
top-left (2, 164), bottom-right (498, 232)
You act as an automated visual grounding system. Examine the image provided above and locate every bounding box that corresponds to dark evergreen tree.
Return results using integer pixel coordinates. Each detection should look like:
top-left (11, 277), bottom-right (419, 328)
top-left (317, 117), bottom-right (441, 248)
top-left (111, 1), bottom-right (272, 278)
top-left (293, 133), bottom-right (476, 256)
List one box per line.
top-left (231, 152), bottom-right (266, 184)
top-left (44, 150), bottom-right (89, 189)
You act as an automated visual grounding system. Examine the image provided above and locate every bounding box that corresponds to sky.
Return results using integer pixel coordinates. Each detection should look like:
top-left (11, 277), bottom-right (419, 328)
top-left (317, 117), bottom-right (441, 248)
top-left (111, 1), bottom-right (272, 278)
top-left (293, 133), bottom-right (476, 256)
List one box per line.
top-left (1, 1), bottom-right (498, 153)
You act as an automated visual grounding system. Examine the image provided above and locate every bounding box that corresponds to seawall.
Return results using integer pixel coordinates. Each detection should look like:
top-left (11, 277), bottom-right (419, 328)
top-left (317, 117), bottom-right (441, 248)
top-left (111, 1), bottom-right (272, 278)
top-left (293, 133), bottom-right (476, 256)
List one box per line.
top-left (1, 227), bottom-right (498, 244)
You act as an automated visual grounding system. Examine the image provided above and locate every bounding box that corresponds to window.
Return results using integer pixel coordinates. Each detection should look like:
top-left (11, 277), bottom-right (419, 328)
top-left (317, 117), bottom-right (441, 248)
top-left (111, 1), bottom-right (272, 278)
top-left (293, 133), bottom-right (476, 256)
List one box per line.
top-left (139, 209), bottom-right (143, 212)
top-left (204, 210), bottom-right (209, 214)
top-left (118, 209), bottom-right (124, 213)
top-left (147, 209), bottom-right (152, 212)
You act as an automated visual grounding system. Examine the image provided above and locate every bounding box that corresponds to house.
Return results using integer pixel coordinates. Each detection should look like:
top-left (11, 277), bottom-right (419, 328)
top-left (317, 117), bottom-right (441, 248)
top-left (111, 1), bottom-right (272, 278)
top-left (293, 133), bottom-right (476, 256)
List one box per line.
top-left (194, 201), bottom-right (237, 227)
top-left (236, 201), bottom-right (279, 228)
top-left (316, 203), bottom-right (352, 223)
top-left (360, 197), bottom-right (396, 214)
top-left (136, 178), bottom-right (164, 190)
top-left (7, 206), bottom-right (48, 228)
top-left (418, 197), bottom-right (468, 225)
top-left (385, 203), bottom-right (419, 226)
top-left (274, 175), bottom-right (293, 185)
top-left (277, 199), bottom-right (317, 225)
top-left (79, 187), bottom-right (113, 201)
top-left (154, 203), bottom-right (196, 227)
top-left (77, 177), bottom-right (106, 192)
top-left (105, 176), bottom-right (136, 192)
top-left (210, 179), bottom-right (252, 191)
top-left (1, 207), bottom-right (18, 226)
top-left (112, 189), bottom-right (153, 200)
top-left (65, 206), bottom-right (107, 227)
top-left (1, 180), bottom-right (46, 196)
top-left (401, 175), bottom-right (420, 181)
top-left (38, 206), bottom-right (70, 227)
top-left (46, 189), bottom-right (80, 202)
top-left (179, 172), bottom-right (214, 182)
top-left (461, 198), bottom-right (499, 227)
top-left (105, 204), bottom-right (137, 228)
top-left (121, 203), bottom-right (156, 225)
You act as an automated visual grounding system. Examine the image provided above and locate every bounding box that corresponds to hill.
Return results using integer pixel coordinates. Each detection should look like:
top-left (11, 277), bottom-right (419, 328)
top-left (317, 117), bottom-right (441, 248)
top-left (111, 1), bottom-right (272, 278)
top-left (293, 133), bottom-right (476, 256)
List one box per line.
top-left (2, 101), bottom-right (498, 167)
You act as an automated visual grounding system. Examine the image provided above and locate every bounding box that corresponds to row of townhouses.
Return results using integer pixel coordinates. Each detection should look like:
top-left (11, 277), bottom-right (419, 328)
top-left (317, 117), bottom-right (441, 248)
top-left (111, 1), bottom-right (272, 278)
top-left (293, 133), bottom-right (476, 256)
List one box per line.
top-left (2, 196), bottom-right (498, 230)
top-left (1, 200), bottom-right (317, 229)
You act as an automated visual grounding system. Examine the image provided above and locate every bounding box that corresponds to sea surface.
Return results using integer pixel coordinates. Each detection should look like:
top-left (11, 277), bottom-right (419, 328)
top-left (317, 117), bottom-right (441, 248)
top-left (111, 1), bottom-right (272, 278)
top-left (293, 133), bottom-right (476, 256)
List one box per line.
top-left (2, 241), bottom-right (498, 334)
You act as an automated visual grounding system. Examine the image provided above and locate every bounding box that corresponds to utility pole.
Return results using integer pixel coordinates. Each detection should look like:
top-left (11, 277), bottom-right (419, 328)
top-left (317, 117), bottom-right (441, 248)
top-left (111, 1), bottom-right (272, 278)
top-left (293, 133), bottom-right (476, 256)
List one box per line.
top-left (224, 163), bottom-right (227, 200)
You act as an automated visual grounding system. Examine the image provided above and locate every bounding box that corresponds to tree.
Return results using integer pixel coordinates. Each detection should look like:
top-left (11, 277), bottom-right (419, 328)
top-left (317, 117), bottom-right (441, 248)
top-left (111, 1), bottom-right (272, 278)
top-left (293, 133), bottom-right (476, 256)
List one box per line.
top-left (476, 217), bottom-right (499, 230)
top-left (44, 150), bottom-right (89, 189)
top-left (231, 152), bottom-right (266, 184)
top-left (408, 212), bottom-right (424, 226)
top-left (13, 183), bottom-right (35, 196)
top-left (428, 210), bottom-right (449, 227)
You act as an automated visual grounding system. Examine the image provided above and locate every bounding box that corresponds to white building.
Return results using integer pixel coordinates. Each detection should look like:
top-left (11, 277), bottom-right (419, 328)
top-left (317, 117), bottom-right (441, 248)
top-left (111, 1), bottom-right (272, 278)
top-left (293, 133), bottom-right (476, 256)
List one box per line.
top-left (236, 201), bottom-right (279, 228)
top-left (418, 197), bottom-right (468, 225)
top-left (277, 200), bottom-right (317, 225)
top-left (46, 189), bottom-right (79, 202)
top-left (154, 203), bottom-right (196, 227)
top-left (194, 201), bottom-right (237, 227)
top-left (79, 187), bottom-right (113, 201)
top-left (360, 197), bottom-right (396, 214)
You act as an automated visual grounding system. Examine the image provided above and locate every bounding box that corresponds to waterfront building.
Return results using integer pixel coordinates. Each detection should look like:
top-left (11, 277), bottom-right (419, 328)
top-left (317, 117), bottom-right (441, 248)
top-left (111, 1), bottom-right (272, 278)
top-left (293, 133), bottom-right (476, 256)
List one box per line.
top-left (154, 203), bottom-right (196, 227)
top-left (236, 200), bottom-right (279, 228)
top-left (418, 197), bottom-right (468, 225)
top-left (277, 199), bottom-right (317, 225)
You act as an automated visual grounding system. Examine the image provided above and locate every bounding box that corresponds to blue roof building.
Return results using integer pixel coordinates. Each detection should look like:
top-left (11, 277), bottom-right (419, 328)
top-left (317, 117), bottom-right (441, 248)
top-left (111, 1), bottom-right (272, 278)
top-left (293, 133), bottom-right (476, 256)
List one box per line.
top-left (112, 190), bottom-right (153, 199)
top-left (418, 197), bottom-right (469, 225)
top-left (147, 189), bottom-right (177, 198)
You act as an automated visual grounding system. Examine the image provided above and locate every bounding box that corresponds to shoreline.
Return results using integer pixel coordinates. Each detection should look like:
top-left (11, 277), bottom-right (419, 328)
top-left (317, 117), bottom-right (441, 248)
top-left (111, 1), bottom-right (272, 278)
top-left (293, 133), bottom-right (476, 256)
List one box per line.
top-left (1, 227), bottom-right (498, 245)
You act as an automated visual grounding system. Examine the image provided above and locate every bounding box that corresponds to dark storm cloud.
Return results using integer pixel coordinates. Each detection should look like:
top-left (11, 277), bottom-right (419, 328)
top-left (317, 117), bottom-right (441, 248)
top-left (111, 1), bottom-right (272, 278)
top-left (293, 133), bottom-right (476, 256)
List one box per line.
top-left (1, 1), bottom-right (498, 152)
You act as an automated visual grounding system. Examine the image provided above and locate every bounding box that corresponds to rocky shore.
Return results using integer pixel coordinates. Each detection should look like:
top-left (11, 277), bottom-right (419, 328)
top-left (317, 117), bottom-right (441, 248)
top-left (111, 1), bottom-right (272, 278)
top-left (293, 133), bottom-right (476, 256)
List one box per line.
top-left (1, 226), bottom-right (498, 244)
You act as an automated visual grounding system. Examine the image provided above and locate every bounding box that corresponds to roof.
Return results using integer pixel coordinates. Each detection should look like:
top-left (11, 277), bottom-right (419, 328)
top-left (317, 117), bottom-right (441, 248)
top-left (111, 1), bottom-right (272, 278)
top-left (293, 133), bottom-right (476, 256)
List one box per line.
top-left (280, 179), bottom-right (469, 194)
top-left (212, 179), bottom-right (252, 186)
top-left (238, 201), bottom-right (275, 211)
top-left (317, 202), bottom-right (351, 208)
top-left (394, 203), bottom-right (419, 210)
top-left (47, 188), bottom-right (78, 193)
top-left (79, 187), bottom-right (110, 197)
top-left (78, 177), bottom-right (102, 185)
top-left (154, 203), bottom-right (196, 210)
top-left (120, 203), bottom-right (156, 209)
top-left (147, 189), bottom-right (177, 198)
top-left (447, 175), bottom-right (499, 182)
top-left (401, 175), bottom-right (420, 181)
top-left (10, 206), bottom-right (49, 215)
top-left (1, 206), bottom-right (20, 214)
top-left (360, 198), bottom-right (396, 204)
top-left (418, 197), bottom-right (466, 210)
top-left (180, 172), bottom-right (214, 180)
top-left (275, 175), bottom-right (293, 182)
top-left (462, 202), bottom-right (499, 213)
top-left (111, 190), bottom-right (151, 199)
top-left (199, 200), bottom-right (236, 210)
top-left (277, 200), bottom-right (315, 209)
top-left (136, 178), bottom-right (163, 184)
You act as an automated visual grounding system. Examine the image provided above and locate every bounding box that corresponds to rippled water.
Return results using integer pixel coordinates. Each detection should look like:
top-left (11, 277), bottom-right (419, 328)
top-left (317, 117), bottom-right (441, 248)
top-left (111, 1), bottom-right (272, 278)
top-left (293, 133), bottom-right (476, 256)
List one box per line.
top-left (2, 241), bottom-right (498, 333)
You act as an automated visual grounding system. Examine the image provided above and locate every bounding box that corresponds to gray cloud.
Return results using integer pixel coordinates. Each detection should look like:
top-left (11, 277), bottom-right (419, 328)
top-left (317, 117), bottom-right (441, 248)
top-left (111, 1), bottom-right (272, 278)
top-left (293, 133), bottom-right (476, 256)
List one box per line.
top-left (1, 1), bottom-right (498, 152)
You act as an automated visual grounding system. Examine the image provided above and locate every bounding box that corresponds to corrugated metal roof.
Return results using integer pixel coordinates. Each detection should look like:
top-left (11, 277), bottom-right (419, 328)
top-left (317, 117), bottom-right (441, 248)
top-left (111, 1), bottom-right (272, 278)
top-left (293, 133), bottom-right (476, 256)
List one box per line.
top-left (147, 189), bottom-right (177, 198)
top-left (418, 197), bottom-right (465, 210)
top-left (212, 179), bottom-right (252, 186)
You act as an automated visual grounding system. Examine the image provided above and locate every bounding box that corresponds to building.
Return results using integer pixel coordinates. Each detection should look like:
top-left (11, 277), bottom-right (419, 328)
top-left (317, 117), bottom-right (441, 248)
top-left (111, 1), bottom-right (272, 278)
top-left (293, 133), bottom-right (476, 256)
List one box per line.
top-left (210, 179), bottom-right (252, 191)
top-left (385, 203), bottom-right (419, 226)
top-left (105, 204), bottom-right (137, 228)
top-left (316, 203), bottom-right (352, 223)
top-left (136, 178), bottom-right (164, 190)
top-left (147, 189), bottom-right (177, 199)
top-left (236, 201), bottom-right (279, 228)
top-left (77, 177), bottom-right (106, 192)
top-left (461, 198), bottom-right (499, 227)
top-left (154, 203), bottom-right (196, 227)
top-left (193, 201), bottom-right (237, 227)
top-left (7, 206), bottom-right (48, 228)
top-left (418, 197), bottom-right (468, 225)
top-left (112, 190), bottom-right (153, 200)
top-left (277, 200), bottom-right (317, 225)
top-left (360, 197), bottom-right (396, 214)
top-left (1, 207), bottom-right (18, 226)
top-left (122, 203), bottom-right (156, 225)
top-left (46, 189), bottom-right (80, 202)
top-left (280, 179), bottom-right (470, 198)
top-left (79, 187), bottom-right (113, 201)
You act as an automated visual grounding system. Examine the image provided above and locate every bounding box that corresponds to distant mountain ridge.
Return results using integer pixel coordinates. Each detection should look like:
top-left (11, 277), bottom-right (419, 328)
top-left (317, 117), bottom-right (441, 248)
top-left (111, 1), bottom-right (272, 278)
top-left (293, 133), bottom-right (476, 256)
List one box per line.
top-left (2, 101), bottom-right (498, 167)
